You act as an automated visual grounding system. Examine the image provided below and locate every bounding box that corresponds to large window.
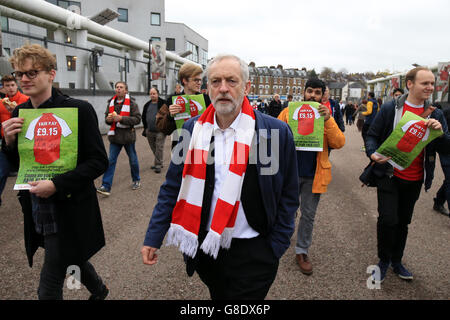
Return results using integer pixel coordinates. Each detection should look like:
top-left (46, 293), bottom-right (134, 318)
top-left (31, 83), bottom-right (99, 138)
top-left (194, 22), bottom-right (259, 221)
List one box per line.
top-left (118, 8), bottom-right (128, 22)
top-left (166, 38), bottom-right (175, 51)
top-left (151, 13), bottom-right (161, 26)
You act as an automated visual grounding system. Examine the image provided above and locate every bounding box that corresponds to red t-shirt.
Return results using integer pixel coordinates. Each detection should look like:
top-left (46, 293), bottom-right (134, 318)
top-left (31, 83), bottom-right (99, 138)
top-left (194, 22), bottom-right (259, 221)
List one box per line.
top-left (25, 113), bottom-right (72, 165)
top-left (322, 100), bottom-right (332, 114)
top-left (394, 102), bottom-right (425, 181)
top-left (294, 104), bottom-right (320, 136)
top-left (0, 91), bottom-right (29, 137)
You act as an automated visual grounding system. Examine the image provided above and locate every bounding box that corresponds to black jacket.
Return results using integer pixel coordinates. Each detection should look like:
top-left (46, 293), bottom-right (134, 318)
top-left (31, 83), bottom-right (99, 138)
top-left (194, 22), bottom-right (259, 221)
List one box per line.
top-left (268, 100), bottom-right (282, 118)
top-left (2, 88), bottom-right (108, 267)
top-left (365, 94), bottom-right (449, 189)
top-left (142, 97), bottom-right (167, 133)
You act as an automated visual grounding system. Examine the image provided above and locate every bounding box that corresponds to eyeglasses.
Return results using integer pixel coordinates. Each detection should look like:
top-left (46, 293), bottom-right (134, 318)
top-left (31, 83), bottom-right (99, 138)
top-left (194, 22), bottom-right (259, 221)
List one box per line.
top-left (11, 70), bottom-right (43, 80)
top-left (189, 78), bottom-right (203, 83)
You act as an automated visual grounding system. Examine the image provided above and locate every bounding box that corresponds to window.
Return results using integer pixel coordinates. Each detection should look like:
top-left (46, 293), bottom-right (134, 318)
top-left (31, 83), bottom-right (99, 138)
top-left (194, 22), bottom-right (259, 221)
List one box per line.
top-left (118, 8), bottom-right (128, 22)
top-left (200, 49), bottom-right (208, 67)
top-left (185, 41), bottom-right (199, 63)
top-left (4, 48), bottom-right (11, 56)
top-left (166, 38), bottom-right (175, 51)
top-left (56, 1), bottom-right (81, 13)
top-left (69, 82), bottom-right (76, 89)
top-left (151, 37), bottom-right (161, 42)
top-left (66, 56), bottom-right (77, 71)
top-left (1, 16), bottom-right (8, 31)
top-left (151, 13), bottom-right (161, 26)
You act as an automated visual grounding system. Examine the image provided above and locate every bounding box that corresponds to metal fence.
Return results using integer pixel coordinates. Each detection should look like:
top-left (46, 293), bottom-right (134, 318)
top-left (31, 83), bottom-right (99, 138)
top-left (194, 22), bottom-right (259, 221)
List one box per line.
top-left (1, 29), bottom-right (179, 96)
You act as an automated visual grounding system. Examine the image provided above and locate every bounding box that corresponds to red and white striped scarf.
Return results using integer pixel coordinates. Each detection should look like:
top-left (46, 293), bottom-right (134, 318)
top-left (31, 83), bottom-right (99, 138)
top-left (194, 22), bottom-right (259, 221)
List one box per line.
top-left (167, 97), bottom-right (255, 259)
top-left (108, 93), bottom-right (131, 136)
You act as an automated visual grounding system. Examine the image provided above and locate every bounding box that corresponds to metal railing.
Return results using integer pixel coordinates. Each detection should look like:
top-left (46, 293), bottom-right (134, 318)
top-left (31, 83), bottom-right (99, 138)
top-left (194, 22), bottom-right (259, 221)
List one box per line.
top-left (1, 29), bottom-right (180, 96)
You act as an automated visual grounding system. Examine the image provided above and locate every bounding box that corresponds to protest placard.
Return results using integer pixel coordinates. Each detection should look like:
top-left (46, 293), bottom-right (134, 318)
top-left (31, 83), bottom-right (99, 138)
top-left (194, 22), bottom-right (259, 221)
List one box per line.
top-left (374, 111), bottom-right (443, 170)
top-left (14, 108), bottom-right (78, 190)
top-left (288, 101), bottom-right (324, 151)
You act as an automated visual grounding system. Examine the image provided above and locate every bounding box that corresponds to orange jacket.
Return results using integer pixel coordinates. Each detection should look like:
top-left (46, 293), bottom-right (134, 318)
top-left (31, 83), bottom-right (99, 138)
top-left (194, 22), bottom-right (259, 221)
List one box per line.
top-left (0, 90), bottom-right (29, 137)
top-left (278, 107), bottom-right (345, 193)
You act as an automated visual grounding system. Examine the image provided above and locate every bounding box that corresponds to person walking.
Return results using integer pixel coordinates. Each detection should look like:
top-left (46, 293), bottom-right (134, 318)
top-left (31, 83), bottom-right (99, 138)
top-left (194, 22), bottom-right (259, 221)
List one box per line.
top-left (366, 67), bottom-right (449, 283)
top-left (344, 102), bottom-right (354, 125)
top-left (142, 87), bottom-right (167, 174)
top-left (361, 92), bottom-right (379, 146)
top-left (278, 79), bottom-right (345, 275)
top-left (0, 74), bottom-right (29, 206)
top-left (141, 54), bottom-right (299, 300)
top-left (430, 104), bottom-right (450, 216)
top-left (2, 44), bottom-right (109, 300)
top-left (155, 63), bottom-right (211, 149)
top-left (268, 94), bottom-right (283, 118)
top-left (97, 82), bottom-right (142, 196)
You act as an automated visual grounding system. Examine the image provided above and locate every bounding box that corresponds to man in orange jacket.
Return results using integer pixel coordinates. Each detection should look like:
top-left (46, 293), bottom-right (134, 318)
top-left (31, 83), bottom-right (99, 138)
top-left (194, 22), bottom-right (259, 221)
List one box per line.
top-left (278, 78), bottom-right (345, 275)
top-left (0, 75), bottom-right (29, 206)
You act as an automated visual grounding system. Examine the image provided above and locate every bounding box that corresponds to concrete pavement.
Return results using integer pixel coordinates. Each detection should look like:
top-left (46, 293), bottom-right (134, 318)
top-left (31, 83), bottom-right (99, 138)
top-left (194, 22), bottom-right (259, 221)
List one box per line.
top-left (0, 124), bottom-right (449, 300)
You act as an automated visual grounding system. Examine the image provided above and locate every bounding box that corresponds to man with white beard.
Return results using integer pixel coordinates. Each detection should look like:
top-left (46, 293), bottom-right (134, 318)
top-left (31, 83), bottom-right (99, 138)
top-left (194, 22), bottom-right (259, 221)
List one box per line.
top-left (141, 54), bottom-right (299, 300)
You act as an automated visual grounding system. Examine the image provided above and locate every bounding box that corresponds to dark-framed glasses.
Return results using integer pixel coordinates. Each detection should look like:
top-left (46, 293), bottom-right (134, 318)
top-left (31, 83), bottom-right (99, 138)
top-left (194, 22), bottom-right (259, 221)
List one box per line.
top-left (189, 78), bottom-right (203, 83)
top-left (11, 70), bottom-right (43, 80)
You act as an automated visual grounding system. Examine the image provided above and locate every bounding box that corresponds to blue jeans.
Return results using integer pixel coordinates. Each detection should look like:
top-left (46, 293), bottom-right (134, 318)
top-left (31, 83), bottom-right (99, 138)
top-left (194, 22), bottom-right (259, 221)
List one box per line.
top-left (0, 150), bottom-right (10, 204)
top-left (101, 143), bottom-right (140, 191)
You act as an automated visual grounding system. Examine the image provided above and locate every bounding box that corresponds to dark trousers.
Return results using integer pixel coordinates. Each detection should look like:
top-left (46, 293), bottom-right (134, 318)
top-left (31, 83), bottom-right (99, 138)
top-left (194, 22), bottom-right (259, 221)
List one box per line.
top-left (435, 158), bottom-right (450, 210)
top-left (376, 176), bottom-right (422, 264)
top-left (38, 234), bottom-right (104, 300)
top-left (362, 123), bottom-right (371, 147)
top-left (195, 236), bottom-right (279, 300)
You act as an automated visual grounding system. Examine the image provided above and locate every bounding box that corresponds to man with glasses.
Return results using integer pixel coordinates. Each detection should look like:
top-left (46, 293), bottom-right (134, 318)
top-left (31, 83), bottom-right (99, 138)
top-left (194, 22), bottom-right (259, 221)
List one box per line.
top-left (156, 63), bottom-right (211, 147)
top-left (2, 44), bottom-right (109, 300)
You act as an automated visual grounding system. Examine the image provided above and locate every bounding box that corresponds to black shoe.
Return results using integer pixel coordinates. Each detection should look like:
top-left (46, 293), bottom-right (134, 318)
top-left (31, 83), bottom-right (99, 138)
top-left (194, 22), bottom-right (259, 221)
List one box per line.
top-left (433, 198), bottom-right (449, 216)
top-left (89, 285), bottom-right (109, 300)
top-left (154, 167), bottom-right (161, 173)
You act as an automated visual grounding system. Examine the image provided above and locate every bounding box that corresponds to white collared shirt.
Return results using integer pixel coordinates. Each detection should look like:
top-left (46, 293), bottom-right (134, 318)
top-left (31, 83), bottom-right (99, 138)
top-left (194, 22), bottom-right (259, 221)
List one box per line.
top-left (206, 112), bottom-right (259, 239)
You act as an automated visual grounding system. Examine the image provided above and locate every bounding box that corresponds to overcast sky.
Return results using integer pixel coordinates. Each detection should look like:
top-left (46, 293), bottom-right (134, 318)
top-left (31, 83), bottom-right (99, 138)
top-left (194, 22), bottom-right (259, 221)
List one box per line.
top-left (165, 0), bottom-right (450, 74)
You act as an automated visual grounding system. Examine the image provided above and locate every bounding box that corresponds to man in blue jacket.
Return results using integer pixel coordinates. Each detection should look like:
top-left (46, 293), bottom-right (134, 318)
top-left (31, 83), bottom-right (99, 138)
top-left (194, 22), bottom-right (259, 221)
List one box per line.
top-left (141, 54), bottom-right (299, 300)
top-left (366, 67), bottom-right (448, 283)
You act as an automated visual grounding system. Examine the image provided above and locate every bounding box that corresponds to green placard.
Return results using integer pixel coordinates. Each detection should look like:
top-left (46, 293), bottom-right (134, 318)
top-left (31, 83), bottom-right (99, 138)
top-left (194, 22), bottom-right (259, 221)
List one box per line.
top-left (288, 101), bottom-right (324, 151)
top-left (15, 108), bottom-right (78, 190)
top-left (172, 94), bottom-right (207, 129)
top-left (375, 111), bottom-right (443, 170)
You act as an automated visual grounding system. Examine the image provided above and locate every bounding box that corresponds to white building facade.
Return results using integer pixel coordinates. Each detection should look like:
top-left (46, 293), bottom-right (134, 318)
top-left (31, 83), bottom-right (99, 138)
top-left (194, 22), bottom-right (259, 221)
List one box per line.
top-left (0, 0), bottom-right (208, 94)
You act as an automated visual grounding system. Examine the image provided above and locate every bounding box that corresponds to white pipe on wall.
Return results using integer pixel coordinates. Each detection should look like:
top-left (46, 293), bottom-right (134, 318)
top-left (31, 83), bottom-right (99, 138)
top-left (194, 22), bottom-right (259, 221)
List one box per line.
top-left (0, 0), bottom-right (199, 66)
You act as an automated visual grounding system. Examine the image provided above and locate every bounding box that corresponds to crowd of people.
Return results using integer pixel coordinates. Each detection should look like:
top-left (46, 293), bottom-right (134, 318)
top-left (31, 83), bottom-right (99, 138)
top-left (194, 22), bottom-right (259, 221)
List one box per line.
top-left (1, 43), bottom-right (449, 300)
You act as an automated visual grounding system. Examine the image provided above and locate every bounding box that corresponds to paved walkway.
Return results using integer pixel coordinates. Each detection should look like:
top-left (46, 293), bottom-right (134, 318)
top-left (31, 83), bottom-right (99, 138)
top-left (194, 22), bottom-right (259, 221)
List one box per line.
top-left (0, 124), bottom-right (449, 300)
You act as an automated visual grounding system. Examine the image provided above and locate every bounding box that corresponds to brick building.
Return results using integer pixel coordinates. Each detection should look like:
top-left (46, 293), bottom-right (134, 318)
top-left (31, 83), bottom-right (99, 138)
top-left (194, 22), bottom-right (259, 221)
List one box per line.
top-left (248, 63), bottom-right (308, 101)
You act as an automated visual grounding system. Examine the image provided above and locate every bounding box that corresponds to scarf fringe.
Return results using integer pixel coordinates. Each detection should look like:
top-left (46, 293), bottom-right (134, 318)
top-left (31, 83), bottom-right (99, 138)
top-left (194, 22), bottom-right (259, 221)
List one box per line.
top-left (166, 224), bottom-right (198, 258)
top-left (220, 228), bottom-right (233, 249)
top-left (200, 230), bottom-right (221, 259)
